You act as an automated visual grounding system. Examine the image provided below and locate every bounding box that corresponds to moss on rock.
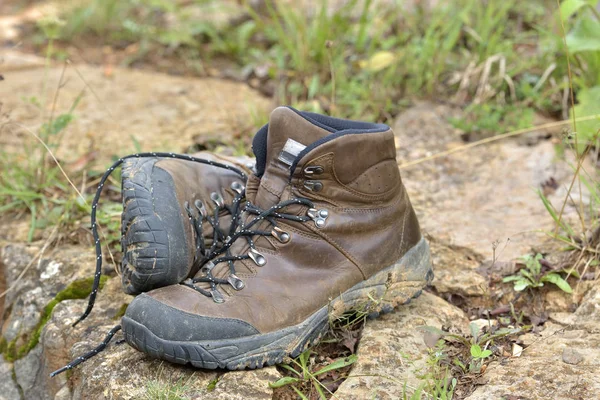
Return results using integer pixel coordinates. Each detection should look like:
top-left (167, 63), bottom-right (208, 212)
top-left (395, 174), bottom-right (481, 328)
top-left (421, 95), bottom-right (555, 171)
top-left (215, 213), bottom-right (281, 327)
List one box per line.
top-left (1, 276), bottom-right (108, 361)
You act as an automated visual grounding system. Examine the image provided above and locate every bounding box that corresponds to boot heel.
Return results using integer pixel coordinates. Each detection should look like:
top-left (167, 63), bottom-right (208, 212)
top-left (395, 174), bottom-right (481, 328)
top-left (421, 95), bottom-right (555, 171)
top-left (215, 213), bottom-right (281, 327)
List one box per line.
top-left (331, 237), bottom-right (433, 319)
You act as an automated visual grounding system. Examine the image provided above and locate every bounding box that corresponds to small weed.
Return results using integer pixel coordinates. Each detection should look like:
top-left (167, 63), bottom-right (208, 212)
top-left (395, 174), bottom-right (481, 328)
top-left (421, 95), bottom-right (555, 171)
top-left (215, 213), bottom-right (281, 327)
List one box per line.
top-left (418, 321), bottom-right (524, 398)
top-left (502, 253), bottom-right (576, 293)
top-left (557, 0), bottom-right (600, 150)
top-left (271, 350), bottom-right (357, 399)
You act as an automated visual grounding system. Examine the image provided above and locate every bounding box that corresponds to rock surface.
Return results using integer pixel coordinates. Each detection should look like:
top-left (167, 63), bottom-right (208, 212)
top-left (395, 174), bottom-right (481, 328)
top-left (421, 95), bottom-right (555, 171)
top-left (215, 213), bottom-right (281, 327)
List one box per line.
top-left (464, 281), bottom-right (600, 400)
top-left (0, 63), bottom-right (271, 166)
top-left (335, 292), bottom-right (469, 399)
top-left (0, 355), bottom-right (21, 400)
top-left (394, 102), bottom-right (589, 261)
top-left (466, 322), bottom-right (600, 399)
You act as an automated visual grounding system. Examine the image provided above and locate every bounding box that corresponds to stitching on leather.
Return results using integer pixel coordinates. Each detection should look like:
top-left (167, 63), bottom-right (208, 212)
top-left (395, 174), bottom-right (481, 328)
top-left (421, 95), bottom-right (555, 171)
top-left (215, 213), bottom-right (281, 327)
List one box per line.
top-left (306, 224), bottom-right (367, 279)
top-left (295, 152), bottom-right (399, 202)
top-left (279, 223), bottom-right (322, 240)
top-left (329, 157), bottom-right (400, 200)
top-left (345, 158), bottom-right (399, 188)
top-left (260, 180), bottom-right (283, 198)
top-left (334, 187), bottom-right (405, 213)
top-left (235, 259), bottom-right (258, 279)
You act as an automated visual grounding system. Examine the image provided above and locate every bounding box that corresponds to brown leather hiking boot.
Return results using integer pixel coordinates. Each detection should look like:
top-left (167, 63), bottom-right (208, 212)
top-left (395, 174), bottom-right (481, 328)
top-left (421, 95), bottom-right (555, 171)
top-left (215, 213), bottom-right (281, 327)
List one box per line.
top-left (122, 107), bottom-right (433, 369)
top-left (120, 152), bottom-right (252, 295)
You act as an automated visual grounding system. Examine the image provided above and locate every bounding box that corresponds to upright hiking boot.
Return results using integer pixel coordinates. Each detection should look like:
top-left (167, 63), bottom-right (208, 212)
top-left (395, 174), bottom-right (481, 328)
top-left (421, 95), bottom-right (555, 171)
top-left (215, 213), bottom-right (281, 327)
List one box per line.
top-left (122, 107), bottom-right (433, 369)
top-left (120, 152), bottom-right (251, 295)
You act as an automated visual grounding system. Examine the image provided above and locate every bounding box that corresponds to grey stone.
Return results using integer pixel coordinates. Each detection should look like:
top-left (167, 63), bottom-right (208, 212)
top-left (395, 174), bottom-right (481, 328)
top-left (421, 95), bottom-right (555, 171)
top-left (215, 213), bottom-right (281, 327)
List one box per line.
top-left (394, 102), bottom-right (594, 262)
top-left (14, 345), bottom-right (50, 400)
top-left (562, 348), bottom-right (583, 365)
top-left (53, 385), bottom-right (71, 400)
top-left (466, 323), bottom-right (600, 400)
top-left (0, 355), bottom-right (21, 400)
top-left (210, 368), bottom-right (282, 400)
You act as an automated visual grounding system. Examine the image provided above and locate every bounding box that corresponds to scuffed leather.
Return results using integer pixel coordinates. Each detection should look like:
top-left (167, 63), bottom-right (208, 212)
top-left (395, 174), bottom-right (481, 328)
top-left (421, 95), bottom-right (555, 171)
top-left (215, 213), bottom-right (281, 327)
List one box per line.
top-left (155, 152), bottom-right (250, 276)
top-left (142, 108), bottom-right (422, 334)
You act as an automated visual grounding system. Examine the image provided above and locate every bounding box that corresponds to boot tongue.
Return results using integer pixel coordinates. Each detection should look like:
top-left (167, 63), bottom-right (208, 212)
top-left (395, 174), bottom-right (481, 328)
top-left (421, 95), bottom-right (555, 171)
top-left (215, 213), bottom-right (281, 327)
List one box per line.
top-left (252, 107), bottom-right (330, 209)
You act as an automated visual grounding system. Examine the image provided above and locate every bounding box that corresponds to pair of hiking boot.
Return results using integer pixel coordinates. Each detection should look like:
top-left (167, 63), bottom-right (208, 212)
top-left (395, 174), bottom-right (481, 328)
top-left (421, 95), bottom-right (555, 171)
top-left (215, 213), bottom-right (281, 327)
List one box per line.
top-left (56, 106), bottom-right (433, 374)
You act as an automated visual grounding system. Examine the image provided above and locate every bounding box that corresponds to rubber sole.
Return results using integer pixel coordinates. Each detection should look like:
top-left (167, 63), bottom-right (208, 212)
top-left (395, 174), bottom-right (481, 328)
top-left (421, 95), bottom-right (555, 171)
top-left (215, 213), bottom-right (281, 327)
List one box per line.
top-left (122, 237), bottom-right (433, 370)
top-left (120, 157), bottom-right (189, 295)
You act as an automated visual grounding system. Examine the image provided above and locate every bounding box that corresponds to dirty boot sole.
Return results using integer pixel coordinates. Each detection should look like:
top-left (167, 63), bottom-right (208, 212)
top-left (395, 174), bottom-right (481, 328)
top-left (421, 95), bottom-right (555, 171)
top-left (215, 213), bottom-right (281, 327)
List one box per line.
top-left (122, 237), bottom-right (433, 369)
top-left (121, 157), bottom-right (190, 295)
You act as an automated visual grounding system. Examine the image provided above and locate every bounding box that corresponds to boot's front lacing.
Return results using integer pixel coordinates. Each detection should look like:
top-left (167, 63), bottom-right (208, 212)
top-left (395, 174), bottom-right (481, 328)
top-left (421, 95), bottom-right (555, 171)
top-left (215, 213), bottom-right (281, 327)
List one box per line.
top-left (182, 193), bottom-right (315, 302)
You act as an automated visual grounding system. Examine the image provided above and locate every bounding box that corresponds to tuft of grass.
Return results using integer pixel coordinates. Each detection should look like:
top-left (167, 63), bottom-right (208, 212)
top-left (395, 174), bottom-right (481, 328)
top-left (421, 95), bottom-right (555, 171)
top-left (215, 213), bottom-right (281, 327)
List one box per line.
top-left (145, 379), bottom-right (192, 400)
top-left (144, 364), bottom-right (195, 400)
top-left (450, 103), bottom-right (535, 138)
top-left (271, 350), bottom-right (357, 399)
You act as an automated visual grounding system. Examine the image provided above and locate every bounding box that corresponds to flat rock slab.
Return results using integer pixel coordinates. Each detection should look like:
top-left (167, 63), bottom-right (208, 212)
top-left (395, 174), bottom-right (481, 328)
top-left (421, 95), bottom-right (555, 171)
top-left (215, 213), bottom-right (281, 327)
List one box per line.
top-left (0, 62), bottom-right (271, 166)
top-left (335, 292), bottom-right (469, 399)
top-left (467, 281), bottom-right (600, 399)
top-left (466, 324), bottom-right (600, 399)
top-left (394, 102), bottom-right (589, 262)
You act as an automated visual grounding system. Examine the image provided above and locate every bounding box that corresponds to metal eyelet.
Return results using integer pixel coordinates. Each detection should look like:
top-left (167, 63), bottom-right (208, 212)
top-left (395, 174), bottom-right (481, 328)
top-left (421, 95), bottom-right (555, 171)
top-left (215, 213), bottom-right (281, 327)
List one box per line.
top-left (200, 261), bottom-right (215, 275)
top-left (227, 274), bottom-right (245, 290)
top-left (194, 200), bottom-right (207, 218)
top-left (304, 180), bottom-right (323, 192)
top-left (210, 192), bottom-right (224, 208)
top-left (248, 248), bottom-right (267, 266)
top-left (271, 226), bottom-right (291, 243)
top-left (231, 181), bottom-right (245, 194)
top-left (304, 166), bottom-right (324, 176)
top-left (307, 208), bottom-right (328, 228)
top-left (211, 289), bottom-right (225, 303)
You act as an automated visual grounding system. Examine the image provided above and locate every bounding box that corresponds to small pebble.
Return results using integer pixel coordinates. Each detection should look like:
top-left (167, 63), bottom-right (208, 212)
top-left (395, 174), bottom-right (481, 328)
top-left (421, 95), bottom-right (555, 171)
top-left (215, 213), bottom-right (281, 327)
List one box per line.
top-left (562, 348), bottom-right (583, 365)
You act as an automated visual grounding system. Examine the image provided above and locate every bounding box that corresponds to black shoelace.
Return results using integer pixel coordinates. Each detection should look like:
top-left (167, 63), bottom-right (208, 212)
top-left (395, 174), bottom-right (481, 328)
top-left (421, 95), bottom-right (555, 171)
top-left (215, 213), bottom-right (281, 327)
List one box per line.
top-left (51, 152), bottom-right (247, 377)
top-left (182, 194), bottom-right (315, 302)
top-left (184, 181), bottom-right (246, 278)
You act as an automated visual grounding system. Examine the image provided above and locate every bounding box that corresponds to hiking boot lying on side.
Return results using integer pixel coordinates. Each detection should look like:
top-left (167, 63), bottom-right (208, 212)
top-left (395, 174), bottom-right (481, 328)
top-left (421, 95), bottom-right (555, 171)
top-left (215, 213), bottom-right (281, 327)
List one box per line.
top-left (120, 151), bottom-right (252, 295)
top-left (122, 107), bottom-right (433, 370)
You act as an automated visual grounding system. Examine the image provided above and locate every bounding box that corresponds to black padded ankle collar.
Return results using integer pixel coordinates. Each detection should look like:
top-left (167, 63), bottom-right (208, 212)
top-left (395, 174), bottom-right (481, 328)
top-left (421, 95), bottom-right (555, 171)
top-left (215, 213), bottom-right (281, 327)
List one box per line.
top-left (251, 107), bottom-right (389, 178)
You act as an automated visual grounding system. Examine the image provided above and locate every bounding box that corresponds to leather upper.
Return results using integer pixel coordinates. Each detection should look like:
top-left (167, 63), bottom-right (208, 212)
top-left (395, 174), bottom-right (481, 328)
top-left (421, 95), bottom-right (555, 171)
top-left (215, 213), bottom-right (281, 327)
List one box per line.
top-left (131, 108), bottom-right (422, 335)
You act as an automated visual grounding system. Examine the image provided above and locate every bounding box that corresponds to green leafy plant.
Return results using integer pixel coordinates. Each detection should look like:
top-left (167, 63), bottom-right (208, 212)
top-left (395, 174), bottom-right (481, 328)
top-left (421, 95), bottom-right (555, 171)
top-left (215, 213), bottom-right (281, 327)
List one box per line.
top-left (502, 253), bottom-right (576, 293)
top-left (421, 322), bottom-right (522, 377)
top-left (270, 350), bottom-right (357, 399)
